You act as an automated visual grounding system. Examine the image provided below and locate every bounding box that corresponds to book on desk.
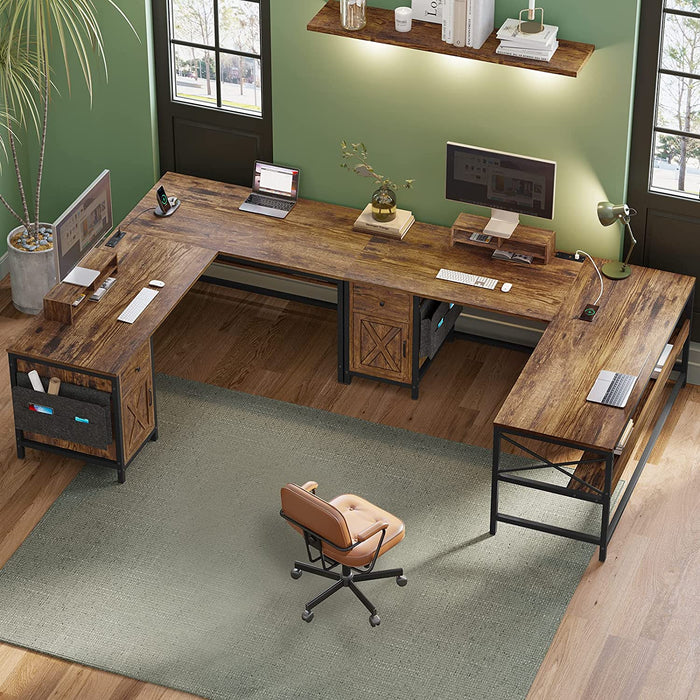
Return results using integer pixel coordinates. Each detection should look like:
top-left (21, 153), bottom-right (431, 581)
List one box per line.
top-left (353, 205), bottom-right (415, 239)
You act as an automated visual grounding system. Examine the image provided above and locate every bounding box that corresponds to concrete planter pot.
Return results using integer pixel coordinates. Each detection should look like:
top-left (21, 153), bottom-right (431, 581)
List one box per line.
top-left (7, 224), bottom-right (57, 315)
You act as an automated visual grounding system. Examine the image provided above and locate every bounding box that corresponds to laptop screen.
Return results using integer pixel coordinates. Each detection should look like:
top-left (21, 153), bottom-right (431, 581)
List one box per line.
top-left (252, 161), bottom-right (299, 200)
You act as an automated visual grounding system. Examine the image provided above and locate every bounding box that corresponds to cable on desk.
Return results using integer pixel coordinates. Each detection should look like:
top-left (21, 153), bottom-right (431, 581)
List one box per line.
top-left (575, 250), bottom-right (604, 305)
top-left (121, 207), bottom-right (152, 231)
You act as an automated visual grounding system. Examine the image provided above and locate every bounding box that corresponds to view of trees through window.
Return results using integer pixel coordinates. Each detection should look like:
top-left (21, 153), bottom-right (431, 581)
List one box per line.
top-left (652, 0), bottom-right (700, 197)
top-left (169, 0), bottom-right (262, 114)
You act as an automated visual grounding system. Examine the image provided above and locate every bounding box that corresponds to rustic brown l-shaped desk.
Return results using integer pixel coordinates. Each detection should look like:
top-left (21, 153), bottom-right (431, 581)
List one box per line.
top-left (7, 172), bottom-right (695, 561)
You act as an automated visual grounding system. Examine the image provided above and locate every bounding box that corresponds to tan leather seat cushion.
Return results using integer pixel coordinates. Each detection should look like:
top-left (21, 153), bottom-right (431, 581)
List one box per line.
top-left (325, 493), bottom-right (405, 567)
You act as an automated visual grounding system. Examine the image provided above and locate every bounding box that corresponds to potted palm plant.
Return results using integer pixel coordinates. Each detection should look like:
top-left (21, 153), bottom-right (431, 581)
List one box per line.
top-left (0, 0), bottom-right (134, 313)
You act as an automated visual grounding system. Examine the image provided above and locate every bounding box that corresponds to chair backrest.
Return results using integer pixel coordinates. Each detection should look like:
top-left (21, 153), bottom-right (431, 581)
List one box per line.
top-left (280, 483), bottom-right (353, 550)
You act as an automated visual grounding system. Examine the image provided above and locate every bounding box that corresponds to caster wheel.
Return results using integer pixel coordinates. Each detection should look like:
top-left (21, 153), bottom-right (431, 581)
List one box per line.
top-left (369, 614), bottom-right (381, 627)
top-left (290, 568), bottom-right (302, 580)
top-left (396, 575), bottom-right (408, 587)
top-left (302, 609), bottom-right (314, 623)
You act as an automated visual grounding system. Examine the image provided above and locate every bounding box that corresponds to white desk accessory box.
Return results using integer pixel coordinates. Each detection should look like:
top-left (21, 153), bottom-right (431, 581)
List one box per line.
top-left (411, 0), bottom-right (442, 24)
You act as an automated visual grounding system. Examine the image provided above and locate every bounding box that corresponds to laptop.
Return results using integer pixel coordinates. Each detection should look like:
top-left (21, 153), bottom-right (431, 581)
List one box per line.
top-left (239, 161), bottom-right (300, 219)
top-left (586, 370), bottom-right (637, 408)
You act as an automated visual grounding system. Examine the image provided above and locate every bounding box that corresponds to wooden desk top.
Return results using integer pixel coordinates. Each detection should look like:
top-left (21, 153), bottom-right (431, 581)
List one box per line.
top-left (495, 264), bottom-right (695, 451)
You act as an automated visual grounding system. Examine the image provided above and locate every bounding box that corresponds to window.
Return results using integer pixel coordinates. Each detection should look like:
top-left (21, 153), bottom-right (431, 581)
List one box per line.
top-left (650, 1), bottom-right (700, 198)
top-left (167, 0), bottom-right (263, 115)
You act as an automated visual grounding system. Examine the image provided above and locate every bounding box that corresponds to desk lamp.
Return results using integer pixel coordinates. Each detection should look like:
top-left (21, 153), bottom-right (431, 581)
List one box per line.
top-left (597, 201), bottom-right (638, 280)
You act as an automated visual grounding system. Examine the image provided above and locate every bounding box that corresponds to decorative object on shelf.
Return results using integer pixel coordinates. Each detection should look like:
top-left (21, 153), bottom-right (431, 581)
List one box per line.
top-left (0, 0), bottom-right (136, 314)
top-left (395, 6), bottom-right (413, 32)
top-left (340, 141), bottom-right (415, 222)
top-left (597, 201), bottom-right (638, 280)
top-left (519, 1), bottom-right (544, 34)
top-left (340, 0), bottom-right (366, 31)
top-left (496, 16), bottom-right (558, 62)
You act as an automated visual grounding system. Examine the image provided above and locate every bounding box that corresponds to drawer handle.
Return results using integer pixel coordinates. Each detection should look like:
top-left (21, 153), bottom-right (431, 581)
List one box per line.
top-left (403, 340), bottom-right (407, 358)
top-left (379, 301), bottom-right (385, 307)
top-left (135, 366), bottom-right (141, 373)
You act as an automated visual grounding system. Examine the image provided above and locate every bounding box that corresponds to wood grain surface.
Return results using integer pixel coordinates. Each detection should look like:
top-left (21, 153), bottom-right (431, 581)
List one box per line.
top-left (495, 263), bottom-right (695, 451)
top-left (307, 1), bottom-right (595, 78)
top-left (0, 278), bottom-right (698, 698)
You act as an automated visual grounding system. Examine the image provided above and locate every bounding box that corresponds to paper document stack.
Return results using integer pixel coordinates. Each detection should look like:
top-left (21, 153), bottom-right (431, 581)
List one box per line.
top-left (496, 18), bottom-right (559, 61)
top-left (651, 344), bottom-right (673, 379)
top-left (353, 205), bottom-right (415, 239)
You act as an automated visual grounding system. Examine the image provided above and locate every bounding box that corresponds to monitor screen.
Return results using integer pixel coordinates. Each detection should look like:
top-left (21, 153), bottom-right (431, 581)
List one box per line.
top-left (252, 161), bottom-right (299, 200)
top-left (446, 142), bottom-right (556, 220)
top-left (53, 170), bottom-right (113, 282)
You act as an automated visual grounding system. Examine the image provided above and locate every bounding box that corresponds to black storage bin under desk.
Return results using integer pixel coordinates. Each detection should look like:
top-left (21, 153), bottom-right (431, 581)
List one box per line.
top-left (12, 373), bottom-right (113, 449)
top-left (419, 300), bottom-right (462, 360)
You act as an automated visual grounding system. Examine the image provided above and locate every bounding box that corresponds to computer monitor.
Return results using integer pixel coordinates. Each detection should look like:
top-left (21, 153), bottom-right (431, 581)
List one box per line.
top-left (446, 142), bottom-right (556, 239)
top-left (53, 170), bottom-right (113, 286)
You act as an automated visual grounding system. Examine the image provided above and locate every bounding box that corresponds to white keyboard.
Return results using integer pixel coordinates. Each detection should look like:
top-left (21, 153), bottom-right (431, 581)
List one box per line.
top-left (117, 288), bottom-right (159, 324)
top-left (436, 268), bottom-right (498, 290)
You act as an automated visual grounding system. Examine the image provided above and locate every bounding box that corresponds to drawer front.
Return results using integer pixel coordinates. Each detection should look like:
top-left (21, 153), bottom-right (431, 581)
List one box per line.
top-left (119, 340), bottom-right (152, 399)
top-left (350, 283), bottom-right (411, 323)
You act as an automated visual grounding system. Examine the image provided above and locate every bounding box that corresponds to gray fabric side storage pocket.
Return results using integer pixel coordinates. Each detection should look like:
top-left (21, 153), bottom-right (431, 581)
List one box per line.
top-left (13, 374), bottom-right (113, 449)
top-left (419, 301), bottom-right (463, 360)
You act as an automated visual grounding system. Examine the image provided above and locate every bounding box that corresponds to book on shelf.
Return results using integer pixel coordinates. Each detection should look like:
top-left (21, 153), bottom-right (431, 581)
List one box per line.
top-left (491, 249), bottom-right (533, 264)
top-left (452, 0), bottom-right (467, 47)
top-left (615, 419), bottom-right (634, 456)
top-left (442, 0), bottom-right (454, 43)
top-left (496, 17), bottom-right (559, 47)
top-left (467, 0), bottom-right (495, 50)
top-left (353, 205), bottom-right (415, 239)
top-left (411, 0), bottom-right (443, 24)
top-left (651, 343), bottom-right (673, 379)
top-left (496, 42), bottom-right (559, 62)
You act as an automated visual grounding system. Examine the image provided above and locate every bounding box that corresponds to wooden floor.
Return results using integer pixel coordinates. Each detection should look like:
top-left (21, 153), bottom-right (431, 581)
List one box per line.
top-left (0, 278), bottom-right (697, 699)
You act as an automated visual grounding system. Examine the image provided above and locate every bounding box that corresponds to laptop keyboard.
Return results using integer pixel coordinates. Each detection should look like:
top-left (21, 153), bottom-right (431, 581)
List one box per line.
top-left (248, 194), bottom-right (294, 211)
top-left (602, 372), bottom-right (637, 408)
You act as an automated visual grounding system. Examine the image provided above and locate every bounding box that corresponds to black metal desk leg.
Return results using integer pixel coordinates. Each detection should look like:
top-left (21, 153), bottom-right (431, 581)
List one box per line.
top-left (339, 281), bottom-right (351, 384)
top-left (490, 427), bottom-right (501, 535)
top-left (599, 452), bottom-right (614, 562)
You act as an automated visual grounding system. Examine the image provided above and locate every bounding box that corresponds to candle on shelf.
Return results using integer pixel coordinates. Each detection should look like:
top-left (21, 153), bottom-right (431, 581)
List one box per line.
top-left (528, 0), bottom-right (536, 20)
top-left (394, 6), bottom-right (412, 33)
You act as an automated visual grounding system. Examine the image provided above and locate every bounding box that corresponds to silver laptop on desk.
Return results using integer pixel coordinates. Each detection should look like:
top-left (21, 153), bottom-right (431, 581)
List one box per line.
top-left (586, 370), bottom-right (638, 408)
top-left (239, 161), bottom-right (300, 219)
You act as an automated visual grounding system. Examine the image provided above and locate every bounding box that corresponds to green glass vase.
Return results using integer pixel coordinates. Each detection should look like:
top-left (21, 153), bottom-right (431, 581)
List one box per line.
top-left (371, 185), bottom-right (397, 222)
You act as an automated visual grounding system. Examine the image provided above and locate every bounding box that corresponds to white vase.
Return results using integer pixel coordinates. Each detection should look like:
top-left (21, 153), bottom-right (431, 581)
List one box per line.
top-left (7, 224), bottom-right (57, 315)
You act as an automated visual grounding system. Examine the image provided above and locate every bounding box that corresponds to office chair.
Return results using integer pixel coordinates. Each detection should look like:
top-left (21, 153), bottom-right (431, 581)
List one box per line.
top-left (280, 481), bottom-right (407, 627)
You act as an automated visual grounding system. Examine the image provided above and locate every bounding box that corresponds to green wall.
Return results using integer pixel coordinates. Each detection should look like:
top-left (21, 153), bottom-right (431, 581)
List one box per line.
top-left (0, 0), bottom-right (158, 258)
top-left (1, 0), bottom-right (641, 262)
top-left (272, 0), bottom-right (641, 258)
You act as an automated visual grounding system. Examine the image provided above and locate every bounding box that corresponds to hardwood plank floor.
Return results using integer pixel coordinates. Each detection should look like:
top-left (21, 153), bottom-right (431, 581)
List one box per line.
top-left (0, 278), bottom-right (697, 699)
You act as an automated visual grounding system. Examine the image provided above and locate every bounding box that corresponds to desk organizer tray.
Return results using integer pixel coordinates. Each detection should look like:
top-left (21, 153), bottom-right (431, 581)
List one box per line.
top-left (13, 373), bottom-right (113, 449)
top-left (420, 300), bottom-right (463, 360)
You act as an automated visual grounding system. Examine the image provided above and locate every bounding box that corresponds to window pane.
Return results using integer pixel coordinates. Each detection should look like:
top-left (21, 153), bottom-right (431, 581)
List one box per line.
top-left (220, 54), bottom-right (261, 113)
top-left (656, 74), bottom-right (700, 132)
top-left (219, 0), bottom-right (260, 54)
top-left (651, 132), bottom-right (700, 197)
top-left (661, 13), bottom-right (700, 76)
top-left (172, 46), bottom-right (218, 107)
top-left (664, 0), bottom-right (700, 14)
top-left (171, 0), bottom-right (216, 46)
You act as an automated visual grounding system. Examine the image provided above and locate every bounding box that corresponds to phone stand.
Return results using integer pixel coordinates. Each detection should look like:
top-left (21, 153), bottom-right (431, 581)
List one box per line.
top-left (154, 196), bottom-right (181, 217)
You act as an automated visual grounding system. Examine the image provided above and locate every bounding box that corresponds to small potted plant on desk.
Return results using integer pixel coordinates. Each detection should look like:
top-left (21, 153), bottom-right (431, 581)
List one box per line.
top-left (340, 140), bottom-right (414, 222)
top-left (0, 0), bottom-right (134, 314)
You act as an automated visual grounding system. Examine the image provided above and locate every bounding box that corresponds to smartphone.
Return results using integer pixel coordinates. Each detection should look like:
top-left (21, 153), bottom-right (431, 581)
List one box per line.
top-left (156, 186), bottom-right (172, 214)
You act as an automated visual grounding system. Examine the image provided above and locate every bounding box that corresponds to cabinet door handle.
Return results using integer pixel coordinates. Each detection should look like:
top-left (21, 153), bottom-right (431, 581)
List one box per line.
top-left (135, 366), bottom-right (141, 373)
top-left (403, 340), bottom-right (407, 358)
top-left (148, 388), bottom-right (153, 406)
top-left (379, 301), bottom-right (385, 307)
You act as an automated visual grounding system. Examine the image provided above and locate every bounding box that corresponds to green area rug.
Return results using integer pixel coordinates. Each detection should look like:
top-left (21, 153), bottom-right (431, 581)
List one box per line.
top-left (0, 375), bottom-right (601, 700)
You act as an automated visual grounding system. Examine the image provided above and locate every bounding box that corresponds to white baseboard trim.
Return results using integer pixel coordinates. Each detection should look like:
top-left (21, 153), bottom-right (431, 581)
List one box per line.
top-left (205, 262), bottom-right (699, 386)
top-left (0, 251), bottom-right (8, 282)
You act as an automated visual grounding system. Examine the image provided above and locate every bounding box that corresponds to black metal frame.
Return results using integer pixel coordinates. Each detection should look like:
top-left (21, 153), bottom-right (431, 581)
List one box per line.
top-left (490, 299), bottom-right (693, 561)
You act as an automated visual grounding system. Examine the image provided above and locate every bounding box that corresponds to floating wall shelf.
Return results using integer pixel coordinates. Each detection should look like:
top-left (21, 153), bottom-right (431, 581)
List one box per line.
top-left (308, 2), bottom-right (595, 78)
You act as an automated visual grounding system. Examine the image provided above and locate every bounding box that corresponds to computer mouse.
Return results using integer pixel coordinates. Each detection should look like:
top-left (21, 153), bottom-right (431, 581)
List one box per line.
top-left (501, 282), bottom-right (512, 293)
top-left (149, 280), bottom-right (165, 288)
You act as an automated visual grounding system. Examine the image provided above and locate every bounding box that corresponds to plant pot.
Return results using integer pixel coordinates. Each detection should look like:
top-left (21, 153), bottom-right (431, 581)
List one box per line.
top-left (7, 224), bottom-right (57, 315)
top-left (371, 186), bottom-right (397, 222)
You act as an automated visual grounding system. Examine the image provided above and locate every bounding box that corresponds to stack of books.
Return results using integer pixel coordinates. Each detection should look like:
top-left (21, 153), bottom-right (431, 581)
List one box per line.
top-left (652, 343), bottom-right (673, 379)
top-left (412, 0), bottom-right (494, 51)
top-left (353, 205), bottom-right (415, 239)
top-left (614, 419), bottom-right (635, 456)
top-left (495, 17), bottom-right (559, 62)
